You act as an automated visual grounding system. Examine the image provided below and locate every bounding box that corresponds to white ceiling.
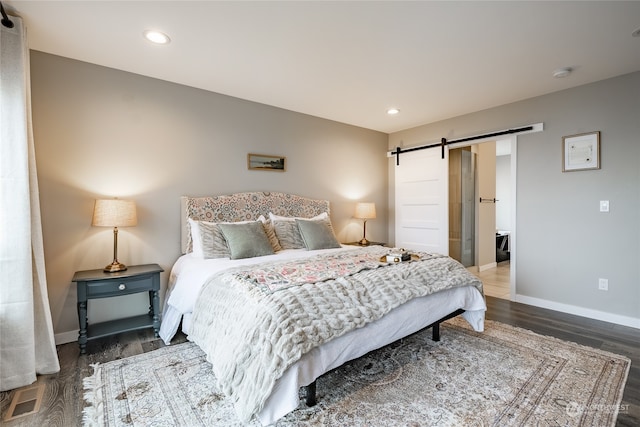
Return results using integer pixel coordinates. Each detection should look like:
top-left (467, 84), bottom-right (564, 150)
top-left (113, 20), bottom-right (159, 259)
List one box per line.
top-left (5, 1), bottom-right (640, 133)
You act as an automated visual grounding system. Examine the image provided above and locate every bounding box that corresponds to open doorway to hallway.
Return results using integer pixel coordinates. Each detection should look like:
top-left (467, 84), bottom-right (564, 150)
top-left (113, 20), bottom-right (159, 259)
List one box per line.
top-left (487, 140), bottom-right (512, 299)
top-left (451, 139), bottom-right (512, 300)
top-left (476, 261), bottom-right (510, 299)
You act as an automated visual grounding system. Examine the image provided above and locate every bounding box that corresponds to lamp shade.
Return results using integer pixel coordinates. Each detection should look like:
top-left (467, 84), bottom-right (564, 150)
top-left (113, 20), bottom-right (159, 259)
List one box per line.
top-left (92, 199), bottom-right (137, 227)
top-left (354, 202), bottom-right (376, 220)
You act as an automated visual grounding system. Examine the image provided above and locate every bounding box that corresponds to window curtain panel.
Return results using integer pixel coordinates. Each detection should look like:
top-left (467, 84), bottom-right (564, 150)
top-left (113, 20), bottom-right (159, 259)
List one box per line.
top-left (0, 16), bottom-right (60, 391)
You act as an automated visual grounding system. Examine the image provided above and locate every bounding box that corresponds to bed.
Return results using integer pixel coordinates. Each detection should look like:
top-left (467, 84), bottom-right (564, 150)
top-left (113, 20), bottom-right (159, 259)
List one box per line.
top-left (159, 192), bottom-right (486, 425)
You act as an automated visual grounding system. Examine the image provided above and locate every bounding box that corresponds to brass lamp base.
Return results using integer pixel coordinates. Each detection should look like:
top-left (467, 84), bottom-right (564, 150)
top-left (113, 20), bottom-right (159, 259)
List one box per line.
top-left (104, 261), bottom-right (127, 273)
top-left (358, 238), bottom-right (370, 246)
top-left (103, 226), bottom-right (127, 272)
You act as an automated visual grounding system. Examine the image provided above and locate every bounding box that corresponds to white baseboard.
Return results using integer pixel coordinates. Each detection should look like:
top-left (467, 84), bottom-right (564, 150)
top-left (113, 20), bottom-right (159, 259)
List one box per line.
top-left (478, 262), bottom-right (497, 272)
top-left (55, 330), bottom-right (79, 346)
top-left (515, 294), bottom-right (640, 330)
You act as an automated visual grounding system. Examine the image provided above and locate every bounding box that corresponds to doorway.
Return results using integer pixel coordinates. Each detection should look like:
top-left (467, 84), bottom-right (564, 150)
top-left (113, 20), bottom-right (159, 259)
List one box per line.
top-left (487, 139), bottom-right (512, 299)
top-left (449, 140), bottom-right (512, 300)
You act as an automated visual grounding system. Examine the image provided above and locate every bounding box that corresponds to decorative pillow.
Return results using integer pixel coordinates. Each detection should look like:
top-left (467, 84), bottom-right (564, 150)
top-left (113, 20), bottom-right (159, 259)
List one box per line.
top-left (272, 220), bottom-right (306, 250)
top-left (218, 221), bottom-right (275, 260)
top-left (190, 217), bottom-right (278, 259)
top-left (269, 212), bottom-right (330, 250)
top-left (193, 220), bottom-right (230, 259)
top-left (259, 216), bottom-right (282, 252)
top-left (296, 219), bottom-right (341, 250)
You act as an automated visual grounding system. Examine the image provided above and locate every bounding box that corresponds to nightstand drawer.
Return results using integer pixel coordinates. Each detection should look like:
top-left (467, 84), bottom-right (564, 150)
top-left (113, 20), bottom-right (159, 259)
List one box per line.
top-left (86, 275), bottom-right (153, 298)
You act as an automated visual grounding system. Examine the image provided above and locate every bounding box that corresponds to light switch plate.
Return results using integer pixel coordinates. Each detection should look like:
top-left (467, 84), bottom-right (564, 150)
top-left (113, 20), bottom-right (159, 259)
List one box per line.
top-left (599, 200), bottom-right (609, 212)
top-left (598, 278), bottom-right (609, 290)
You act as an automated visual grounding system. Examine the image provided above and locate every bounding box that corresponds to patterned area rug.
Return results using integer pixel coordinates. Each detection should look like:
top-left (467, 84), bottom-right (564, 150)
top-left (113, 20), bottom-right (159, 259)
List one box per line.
top-left (82, 318), bottom-right (630, 426)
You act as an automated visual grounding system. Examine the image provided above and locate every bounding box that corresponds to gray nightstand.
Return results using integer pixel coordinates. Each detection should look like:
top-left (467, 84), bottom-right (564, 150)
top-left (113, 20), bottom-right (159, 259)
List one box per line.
top-left (73, 263), bottom-right (164, 354)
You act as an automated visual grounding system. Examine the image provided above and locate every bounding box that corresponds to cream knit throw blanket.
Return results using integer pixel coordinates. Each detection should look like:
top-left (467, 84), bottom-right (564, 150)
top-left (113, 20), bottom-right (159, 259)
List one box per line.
top-left (188, 246), bottom-right (483, 423)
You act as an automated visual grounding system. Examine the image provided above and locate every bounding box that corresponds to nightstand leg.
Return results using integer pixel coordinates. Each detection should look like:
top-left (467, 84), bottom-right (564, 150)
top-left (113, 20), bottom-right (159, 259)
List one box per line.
top-left (77, 301), bottom-right (88, 354)
top-left (150, 289), bottom-right (160, 337)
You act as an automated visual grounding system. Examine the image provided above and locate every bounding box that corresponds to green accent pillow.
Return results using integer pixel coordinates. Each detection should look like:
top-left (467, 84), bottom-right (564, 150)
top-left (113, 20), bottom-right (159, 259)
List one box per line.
top-left (296, 219), bottom-right (341, 250)
top-left (218, 221), bottom-right (275, 259)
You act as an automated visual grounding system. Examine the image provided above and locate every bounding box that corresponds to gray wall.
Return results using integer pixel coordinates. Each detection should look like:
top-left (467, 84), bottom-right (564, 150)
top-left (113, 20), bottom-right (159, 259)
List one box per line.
top-left (30, 52), bottom-right (389, 341)
top-left (389, 72), bottom-right (640, 325)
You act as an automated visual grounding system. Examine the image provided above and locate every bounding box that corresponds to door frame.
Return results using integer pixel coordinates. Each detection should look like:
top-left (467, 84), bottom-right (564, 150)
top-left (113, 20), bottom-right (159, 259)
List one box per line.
top-left (446, 123), bottom-right (543, 301)
top-left (449, 136), bottom-right (514, 300)
top-left (508, 137), bottom-right (517, 300)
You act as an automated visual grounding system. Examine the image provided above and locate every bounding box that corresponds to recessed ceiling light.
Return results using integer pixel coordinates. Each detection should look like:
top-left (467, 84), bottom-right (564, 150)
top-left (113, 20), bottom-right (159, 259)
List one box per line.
top-left (387, 108), bottom-right (400, 115)
top-left (143, 30), bottom-right (171, 45)
top-left (552, 67), bottom-right (572, 78)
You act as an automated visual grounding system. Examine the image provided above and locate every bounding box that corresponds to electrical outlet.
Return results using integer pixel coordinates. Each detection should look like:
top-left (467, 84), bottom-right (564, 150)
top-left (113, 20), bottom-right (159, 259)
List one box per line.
top-left (600, 200), bottom-right (610, 212)
top-left (598, 278), bottom-right (609, 291)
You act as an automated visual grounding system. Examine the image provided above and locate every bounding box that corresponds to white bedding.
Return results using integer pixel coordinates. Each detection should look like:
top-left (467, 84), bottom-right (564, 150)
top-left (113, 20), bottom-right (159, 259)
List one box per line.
top-left (159, 246), bottom-right (486, 425)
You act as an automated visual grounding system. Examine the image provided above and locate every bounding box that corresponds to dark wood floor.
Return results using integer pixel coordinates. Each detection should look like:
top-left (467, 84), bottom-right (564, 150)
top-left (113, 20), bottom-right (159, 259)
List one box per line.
top-left (1, 296), bottom-right (638, 426)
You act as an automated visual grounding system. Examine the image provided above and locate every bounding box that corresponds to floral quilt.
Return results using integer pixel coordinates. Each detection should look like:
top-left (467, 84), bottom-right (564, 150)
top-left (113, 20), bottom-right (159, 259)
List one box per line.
top-left (237, 249), bottom-right (434, 293)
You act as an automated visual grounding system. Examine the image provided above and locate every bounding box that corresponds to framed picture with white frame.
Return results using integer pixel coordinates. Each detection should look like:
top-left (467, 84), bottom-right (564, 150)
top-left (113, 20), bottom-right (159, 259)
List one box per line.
top-left (562, 131), bottom-right (600, 172)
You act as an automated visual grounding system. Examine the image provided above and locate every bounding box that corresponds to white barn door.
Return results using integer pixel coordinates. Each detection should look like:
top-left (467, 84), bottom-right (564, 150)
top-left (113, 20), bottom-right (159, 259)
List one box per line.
top-left (395, 147), bottom-right (448, 255)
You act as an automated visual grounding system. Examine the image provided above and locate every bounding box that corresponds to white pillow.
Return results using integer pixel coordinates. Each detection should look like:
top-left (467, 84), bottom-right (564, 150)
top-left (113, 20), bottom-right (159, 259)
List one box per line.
top-left (188, 218), bottom-right (204, 258)
top-left (268, 212), bottom-right (328, 222)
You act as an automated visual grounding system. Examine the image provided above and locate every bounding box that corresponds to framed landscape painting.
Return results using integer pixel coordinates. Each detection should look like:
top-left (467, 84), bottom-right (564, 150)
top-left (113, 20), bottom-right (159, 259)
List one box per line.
top-left (247, 153), bottom-right (286, 171)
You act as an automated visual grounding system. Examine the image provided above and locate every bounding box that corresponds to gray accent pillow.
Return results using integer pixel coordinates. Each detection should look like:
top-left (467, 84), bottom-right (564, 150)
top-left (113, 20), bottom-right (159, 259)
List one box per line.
top-left (296, 219), bottom-right (341, 250)
top-left (218, 221), bottom-right (275, 259)
top-left (269, 212), bottom-right (329, 250)
top-left (273, 220), bottom-right (306, 249)
top-left (197, 221), bottom-right (230, 259)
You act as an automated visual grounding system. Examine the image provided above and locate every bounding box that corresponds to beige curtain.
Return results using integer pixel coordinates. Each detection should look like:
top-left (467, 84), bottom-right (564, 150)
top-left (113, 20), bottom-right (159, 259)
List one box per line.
top-left (0, 15), bottom-right (59, 392)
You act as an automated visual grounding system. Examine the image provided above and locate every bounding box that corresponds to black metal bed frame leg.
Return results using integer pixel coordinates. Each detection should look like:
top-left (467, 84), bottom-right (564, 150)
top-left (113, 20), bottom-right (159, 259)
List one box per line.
top-left (432, 322), bottom-right (440, 341)
top-left (300, 309), bottom-right (464, 407)
top-left (305, 380), bottom-right (317, 406)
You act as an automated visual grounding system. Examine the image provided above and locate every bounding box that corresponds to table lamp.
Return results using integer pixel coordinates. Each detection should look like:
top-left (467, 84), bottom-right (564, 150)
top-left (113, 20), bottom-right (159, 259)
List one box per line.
top-left (92, 199), bottom-right (137, 272)
top-left (354, 202), bottom-right (376, 245)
